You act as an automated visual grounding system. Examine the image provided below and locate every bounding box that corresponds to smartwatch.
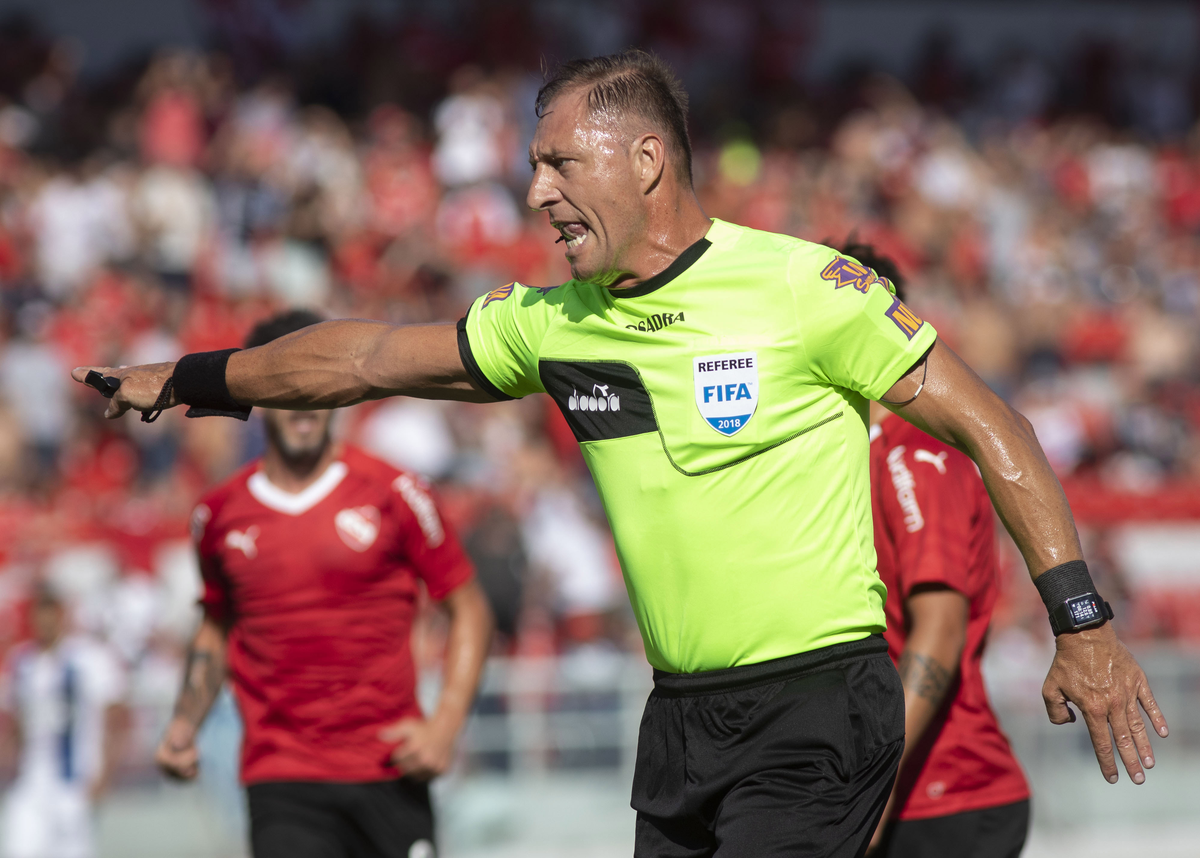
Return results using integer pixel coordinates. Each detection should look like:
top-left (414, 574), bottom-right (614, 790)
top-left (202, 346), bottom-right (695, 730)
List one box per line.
top-left (1048, 593), bottom-right (1114, 635)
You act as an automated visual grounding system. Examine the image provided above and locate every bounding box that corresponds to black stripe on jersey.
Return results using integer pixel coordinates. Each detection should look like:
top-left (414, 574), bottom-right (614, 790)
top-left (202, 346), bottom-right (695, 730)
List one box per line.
top-left (539, 360), bottom-right (659, 442)
top-left (456, 314), bottom-right (516, 402)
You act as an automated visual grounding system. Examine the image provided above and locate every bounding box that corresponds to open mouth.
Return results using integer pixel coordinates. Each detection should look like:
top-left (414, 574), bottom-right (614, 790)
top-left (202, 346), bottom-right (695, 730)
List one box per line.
top-left (555, 222), bottom-right (589, 250)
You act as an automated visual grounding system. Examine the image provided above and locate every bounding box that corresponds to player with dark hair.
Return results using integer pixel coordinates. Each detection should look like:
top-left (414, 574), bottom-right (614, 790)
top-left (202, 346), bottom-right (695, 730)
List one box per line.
top-left (842, 245), bottom-right (1030, 858)
top-left (153, 309), bottom-right (492, 858)
top-left (80, 50), bottom-right (1164, 857)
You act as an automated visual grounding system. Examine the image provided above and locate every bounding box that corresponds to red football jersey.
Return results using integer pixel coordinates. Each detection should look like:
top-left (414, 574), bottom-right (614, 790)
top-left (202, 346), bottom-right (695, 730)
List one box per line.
top-left (870, 415), bottom-right (1029, 820)
top-left (191, 445), bottom-right (474, 785)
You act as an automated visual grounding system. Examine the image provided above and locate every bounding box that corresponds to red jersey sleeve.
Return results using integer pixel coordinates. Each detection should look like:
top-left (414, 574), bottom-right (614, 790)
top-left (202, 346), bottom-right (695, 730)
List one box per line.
top-left (879, 439), bottom-right (978, 600)
top-left (388, 472), bottom-right (475, 600)
top-left (190, 500), bottom-right (233, 624)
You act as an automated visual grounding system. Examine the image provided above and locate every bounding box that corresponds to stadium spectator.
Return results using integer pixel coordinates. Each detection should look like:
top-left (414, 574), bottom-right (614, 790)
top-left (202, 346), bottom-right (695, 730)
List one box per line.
top-left (153, 310), bottom-right (492, 858)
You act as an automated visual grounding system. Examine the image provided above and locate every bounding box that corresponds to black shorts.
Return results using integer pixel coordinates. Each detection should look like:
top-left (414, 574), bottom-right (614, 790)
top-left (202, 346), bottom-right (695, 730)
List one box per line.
top-left (247, 779), bottom-right (435, 858)
top-left (632, 636), bottom-right (905, 858)
top-left (877, 799), bottom-right (1030, 858)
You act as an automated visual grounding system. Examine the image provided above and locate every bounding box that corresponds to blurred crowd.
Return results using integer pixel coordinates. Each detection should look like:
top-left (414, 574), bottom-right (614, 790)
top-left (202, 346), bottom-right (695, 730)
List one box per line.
top-left (3, 1), bottom-right (1200, 780)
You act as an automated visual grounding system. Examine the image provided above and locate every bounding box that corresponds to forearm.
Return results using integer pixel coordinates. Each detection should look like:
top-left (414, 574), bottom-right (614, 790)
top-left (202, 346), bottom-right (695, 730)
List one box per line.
top-left (431, 582), bottom-right (493, 735)
top-left (225, 321), bottom-right (486, 409)
top-left (888, 343), bottom-right (1083, 577)
top-left (896, 637), bottom-right (959, 771)
top-left (173, 620), bottom-right (228, 729)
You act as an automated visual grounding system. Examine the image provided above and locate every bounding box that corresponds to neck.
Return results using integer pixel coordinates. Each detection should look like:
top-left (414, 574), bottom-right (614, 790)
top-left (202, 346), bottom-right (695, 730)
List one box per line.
top-left (605, 192), bottom-right (711, 290)
top-left (261, 440), bottom-right (341, 494)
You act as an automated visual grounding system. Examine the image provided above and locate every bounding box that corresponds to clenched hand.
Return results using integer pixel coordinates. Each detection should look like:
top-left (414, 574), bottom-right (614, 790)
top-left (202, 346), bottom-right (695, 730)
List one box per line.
top-left (379, 716), bottom-right (459, 781)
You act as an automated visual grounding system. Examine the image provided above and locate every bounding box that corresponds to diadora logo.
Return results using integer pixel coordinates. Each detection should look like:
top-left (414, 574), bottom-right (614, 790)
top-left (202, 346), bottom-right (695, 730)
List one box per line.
top-left (694, 352), bottom-right (759, 436)
top-left (820, 256), bottom-right (883, 294)
top-left (540, 361), bottom-right (657, 443)
top-left (569, 384), bottom-right (621, 413)
top-left (625, 311), bottom-right (685, 333)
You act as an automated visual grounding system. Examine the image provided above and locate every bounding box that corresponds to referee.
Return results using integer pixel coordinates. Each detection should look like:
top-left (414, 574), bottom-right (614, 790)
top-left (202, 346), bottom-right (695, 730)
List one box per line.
top-left (75, 51), bottom-right (1167, 857)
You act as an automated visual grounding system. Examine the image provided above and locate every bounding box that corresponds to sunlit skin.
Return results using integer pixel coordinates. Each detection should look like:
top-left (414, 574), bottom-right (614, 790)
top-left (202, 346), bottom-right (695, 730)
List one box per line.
top-left (527, 87), bottom-right (711, 288)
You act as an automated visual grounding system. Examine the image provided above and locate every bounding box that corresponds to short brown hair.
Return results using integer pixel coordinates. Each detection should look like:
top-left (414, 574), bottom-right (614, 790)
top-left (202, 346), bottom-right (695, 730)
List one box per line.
top-left (537, 50), bottom-right (693, 185)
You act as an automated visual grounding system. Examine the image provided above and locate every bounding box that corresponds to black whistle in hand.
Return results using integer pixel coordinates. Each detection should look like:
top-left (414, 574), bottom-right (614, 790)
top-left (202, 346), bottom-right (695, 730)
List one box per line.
top-left (84, 371), bottom-right (121, 399)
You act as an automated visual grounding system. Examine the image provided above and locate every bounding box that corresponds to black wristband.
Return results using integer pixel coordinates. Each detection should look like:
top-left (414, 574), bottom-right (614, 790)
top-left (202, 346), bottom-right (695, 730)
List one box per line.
top-left (173, 349), bottom-right (253, 421)
top-left (1033, 560), bottom-right (1097, 612)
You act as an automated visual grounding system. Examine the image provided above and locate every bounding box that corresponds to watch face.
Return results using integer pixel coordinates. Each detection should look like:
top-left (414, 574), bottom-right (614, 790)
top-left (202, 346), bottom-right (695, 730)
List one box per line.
top-left (1068, 595), bottom-right (1102, 624)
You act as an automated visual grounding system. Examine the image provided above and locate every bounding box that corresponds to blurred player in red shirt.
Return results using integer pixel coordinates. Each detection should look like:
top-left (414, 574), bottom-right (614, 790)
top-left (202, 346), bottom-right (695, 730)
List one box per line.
top-left (853, 245), bottom-right (1030, 858)
top-left (154, 310), bottom-right (492, 858)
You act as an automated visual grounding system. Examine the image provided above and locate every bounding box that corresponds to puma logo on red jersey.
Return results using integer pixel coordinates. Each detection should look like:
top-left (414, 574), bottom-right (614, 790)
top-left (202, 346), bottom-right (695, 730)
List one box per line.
top-left (914, 449), bottom-right (948, 474)
top-left (335, 506), bottom-right (381, 552)
top-left (226, 526), bottom-right (260, 559)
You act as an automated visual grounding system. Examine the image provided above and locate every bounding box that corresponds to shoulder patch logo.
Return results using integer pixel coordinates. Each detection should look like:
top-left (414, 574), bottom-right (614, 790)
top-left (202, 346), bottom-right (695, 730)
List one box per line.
top-left (393, 475), bottom-right (445, 547)
top-left (885, 296), bottom-right (924, 340)
top-left (482, 282), bottom-right (515, 308)
top-left (694, 352), bottom-right (758, 436)
top-left (335, 506), bottom-right (381, 552)
top-left (820, 257), bottom-right (876, 293)
top-left (886, 446), bottom-right (924, 532)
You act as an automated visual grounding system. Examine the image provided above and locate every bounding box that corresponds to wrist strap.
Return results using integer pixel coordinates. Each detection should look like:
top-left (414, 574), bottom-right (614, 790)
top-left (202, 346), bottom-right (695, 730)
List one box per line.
top-left (173, 349), bottom-right (252, 421)
top-left (141, 378), bottom-right (174, 423)
top-left (1036, 560), bottom-right (1113, 634)
top-left (1034, 560), bottom-right (1097, 611)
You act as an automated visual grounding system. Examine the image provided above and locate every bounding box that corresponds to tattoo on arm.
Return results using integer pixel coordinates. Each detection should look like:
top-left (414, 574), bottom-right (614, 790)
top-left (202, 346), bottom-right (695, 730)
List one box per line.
top-left (898, 651), bottom-right (954, 704)
top-left (174, 647), bottom-right (225, 726)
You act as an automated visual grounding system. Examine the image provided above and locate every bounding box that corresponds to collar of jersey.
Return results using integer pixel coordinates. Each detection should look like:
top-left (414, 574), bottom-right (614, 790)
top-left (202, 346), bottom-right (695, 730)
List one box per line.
top-left (247, 460), bottom-right (349, 516)
top-left (607, 234), bottom-right (712, 299)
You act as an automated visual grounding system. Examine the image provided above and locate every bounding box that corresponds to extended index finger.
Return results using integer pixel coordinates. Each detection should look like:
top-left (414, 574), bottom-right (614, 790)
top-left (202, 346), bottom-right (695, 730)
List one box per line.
top-left (72, 366), bottom-right (111, 384)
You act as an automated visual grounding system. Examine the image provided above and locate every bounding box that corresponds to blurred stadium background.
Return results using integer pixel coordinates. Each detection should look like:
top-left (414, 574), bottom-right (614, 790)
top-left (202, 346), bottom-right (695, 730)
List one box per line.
top-left (1, 0), bottom-right (1200, 855)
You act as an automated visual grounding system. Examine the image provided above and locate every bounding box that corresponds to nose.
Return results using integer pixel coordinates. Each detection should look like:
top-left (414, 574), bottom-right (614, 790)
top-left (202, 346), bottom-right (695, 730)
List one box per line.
top-left (526, 163), bottom-right (561, 211)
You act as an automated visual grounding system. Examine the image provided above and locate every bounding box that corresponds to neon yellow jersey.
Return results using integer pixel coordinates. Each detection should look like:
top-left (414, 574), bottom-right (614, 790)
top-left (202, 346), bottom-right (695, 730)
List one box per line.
top-left (459, 219), bottom-right (937, 673)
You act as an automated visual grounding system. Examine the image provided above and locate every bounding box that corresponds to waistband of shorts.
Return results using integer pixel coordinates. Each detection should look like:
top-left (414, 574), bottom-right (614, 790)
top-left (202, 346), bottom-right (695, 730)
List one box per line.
top-left (651, 635), bottom-right (889, 697)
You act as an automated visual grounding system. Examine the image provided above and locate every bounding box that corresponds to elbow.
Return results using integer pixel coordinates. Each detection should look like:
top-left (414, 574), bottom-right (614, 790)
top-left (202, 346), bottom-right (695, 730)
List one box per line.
top-left (1008, 405), bottom-right (1037, 442)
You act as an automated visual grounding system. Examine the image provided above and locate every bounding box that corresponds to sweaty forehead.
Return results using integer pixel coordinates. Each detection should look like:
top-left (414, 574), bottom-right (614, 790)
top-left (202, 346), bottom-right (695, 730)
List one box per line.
top-left (530, 88), bottom-right (627, 158)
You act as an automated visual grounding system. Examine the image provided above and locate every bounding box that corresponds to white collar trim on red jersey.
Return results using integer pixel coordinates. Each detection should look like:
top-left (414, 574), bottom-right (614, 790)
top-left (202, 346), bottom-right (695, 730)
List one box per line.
top-left (246, 460), bottom-right (349, 516)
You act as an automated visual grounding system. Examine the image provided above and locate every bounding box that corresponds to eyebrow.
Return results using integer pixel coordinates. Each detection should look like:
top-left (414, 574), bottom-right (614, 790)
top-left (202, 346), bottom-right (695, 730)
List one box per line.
top-left (528, 148), bottom-right (573, 167)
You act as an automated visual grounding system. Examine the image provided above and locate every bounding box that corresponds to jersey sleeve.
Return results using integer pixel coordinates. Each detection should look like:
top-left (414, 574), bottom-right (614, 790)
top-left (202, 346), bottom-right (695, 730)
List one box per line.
top-left (791, 247), bottom-right (937, 400)
top-left (389, 472), bottom-right (475, 600)
top-left (880, 441), bottom-right (976, 599)
top-left (458, 282), bottom-right (556, 399)
top-left (191, 502), bottom-right (233, 624)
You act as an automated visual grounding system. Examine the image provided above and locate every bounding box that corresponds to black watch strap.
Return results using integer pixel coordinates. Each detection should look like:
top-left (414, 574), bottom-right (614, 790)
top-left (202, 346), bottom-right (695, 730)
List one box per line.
top-left (1048, 593), bottom-right (1114, 635)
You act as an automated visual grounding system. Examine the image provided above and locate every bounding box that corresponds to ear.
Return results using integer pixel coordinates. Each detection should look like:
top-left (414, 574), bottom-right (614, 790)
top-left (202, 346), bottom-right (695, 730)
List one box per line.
top-left (633, 133), bottom-right (667, 193)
